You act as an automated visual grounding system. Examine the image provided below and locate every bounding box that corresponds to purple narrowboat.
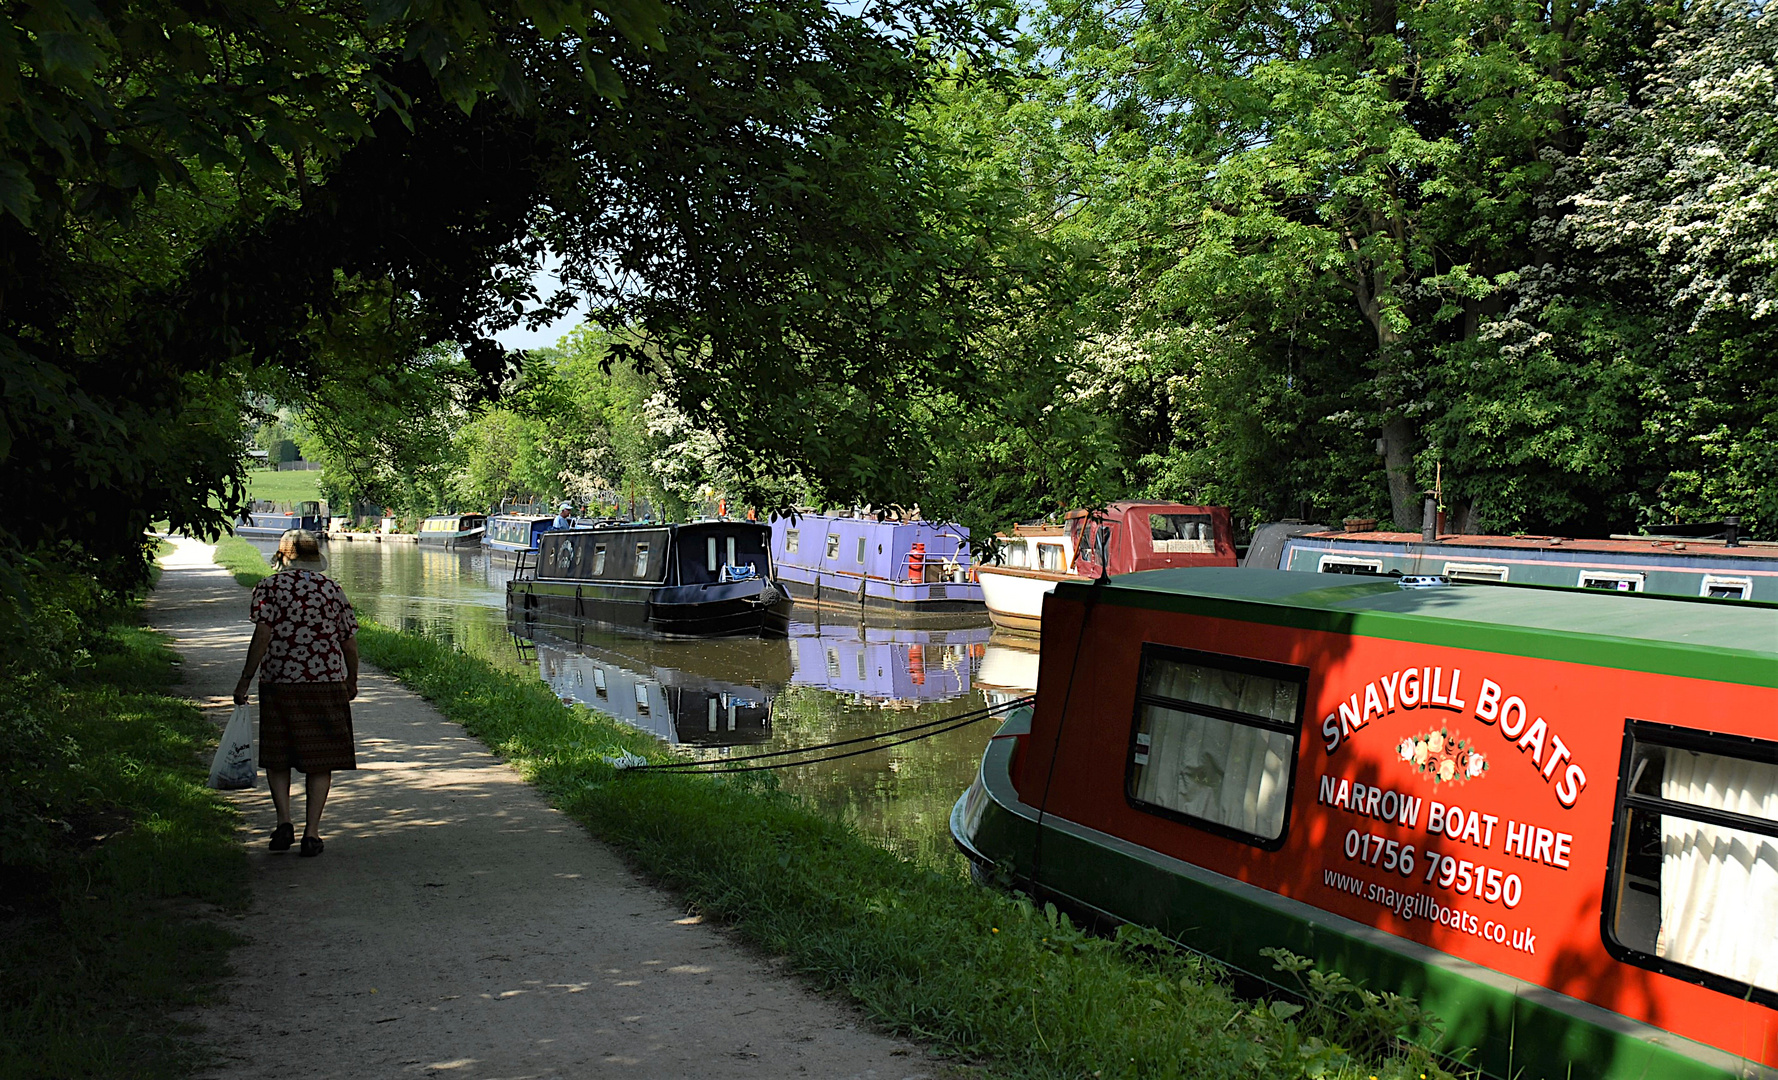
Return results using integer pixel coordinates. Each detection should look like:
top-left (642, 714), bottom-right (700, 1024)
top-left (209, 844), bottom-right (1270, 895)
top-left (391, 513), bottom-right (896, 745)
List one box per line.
top-left (769, 512), bottom-right (986, 626)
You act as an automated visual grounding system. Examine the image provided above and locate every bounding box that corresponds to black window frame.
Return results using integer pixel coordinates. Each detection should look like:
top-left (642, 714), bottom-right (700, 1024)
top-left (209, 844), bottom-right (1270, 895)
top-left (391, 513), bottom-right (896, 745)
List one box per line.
top-left (1123, 643), bottom-right (1309, 851)
top-left (1600, 718), bottom-right (1778, 1008)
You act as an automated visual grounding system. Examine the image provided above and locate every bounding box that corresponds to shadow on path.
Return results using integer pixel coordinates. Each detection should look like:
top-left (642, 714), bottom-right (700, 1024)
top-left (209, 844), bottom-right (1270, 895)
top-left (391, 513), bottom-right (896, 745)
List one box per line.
top-left (152, 537), bottom-right (934, 1080)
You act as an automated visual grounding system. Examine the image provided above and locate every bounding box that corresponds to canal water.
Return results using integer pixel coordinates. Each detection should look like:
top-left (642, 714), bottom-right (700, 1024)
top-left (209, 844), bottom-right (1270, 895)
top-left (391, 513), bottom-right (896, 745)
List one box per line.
top-left (260, 539), bottom-right (1041, 872)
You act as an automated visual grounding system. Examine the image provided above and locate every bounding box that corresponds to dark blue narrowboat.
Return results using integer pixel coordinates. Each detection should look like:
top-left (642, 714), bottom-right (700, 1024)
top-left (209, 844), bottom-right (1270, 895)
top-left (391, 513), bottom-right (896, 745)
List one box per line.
top-left (234, 501), bottom-right (327, 539)
top-left (508, 520), bottom-right (791, 638)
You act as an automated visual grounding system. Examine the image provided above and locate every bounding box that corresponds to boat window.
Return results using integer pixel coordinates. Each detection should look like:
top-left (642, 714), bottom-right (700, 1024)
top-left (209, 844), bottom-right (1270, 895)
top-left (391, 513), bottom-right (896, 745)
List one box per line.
top-left (1442, 561), bottom-right (1508, 582)
top-left (1318, 555), bottom-right (1382, 574)
top-left (1127, 645), bottom-right (1306, 848)
top-left (728, 536), bottom-right (738, 568)
top-left (634, 683), bottom-right (650, 714)
top-left (708, 536), bottom-right (720, 572)
top-left (1036, 543), bottom-right (1066, 571)
top-left (1150, 513), bottom-right (1216, 554)
top-left (826, 534), bottom-right (840, 559)
top-left (857, 536), bottom-right (868, 563)
top-left (1000, 541), bottom-right (1028, 568)
top-left (1604, 721), bottom-right (1778, 1003)
top-left (1700, 574), bottom-right (1752, 600)
top-left (786, 529), bottom-right (799, 553)
top-left (593, 544), bottom-right (607, 575)
top-left (635, 543), bottom-right (649, 577)
top-left (592, 668), bottom-right (607, 696)
top-left (1580, 572), bottom-right (1643, 593)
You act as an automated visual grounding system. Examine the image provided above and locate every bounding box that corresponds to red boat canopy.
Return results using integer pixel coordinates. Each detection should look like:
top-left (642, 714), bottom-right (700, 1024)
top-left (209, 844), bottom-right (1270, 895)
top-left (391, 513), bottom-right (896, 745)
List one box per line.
top-left (1068, 502), bottom-right (1236, 578)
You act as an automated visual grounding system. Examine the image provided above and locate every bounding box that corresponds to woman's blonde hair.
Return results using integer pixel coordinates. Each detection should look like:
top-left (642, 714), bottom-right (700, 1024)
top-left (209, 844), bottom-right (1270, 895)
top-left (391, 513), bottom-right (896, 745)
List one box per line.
top-left (272, 529), bottom-right (327, 570)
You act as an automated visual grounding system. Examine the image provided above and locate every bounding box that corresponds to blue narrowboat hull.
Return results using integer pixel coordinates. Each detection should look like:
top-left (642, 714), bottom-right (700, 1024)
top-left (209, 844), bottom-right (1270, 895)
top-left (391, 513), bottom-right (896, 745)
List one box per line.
top-left (234, 514), bottom-right (326, 538)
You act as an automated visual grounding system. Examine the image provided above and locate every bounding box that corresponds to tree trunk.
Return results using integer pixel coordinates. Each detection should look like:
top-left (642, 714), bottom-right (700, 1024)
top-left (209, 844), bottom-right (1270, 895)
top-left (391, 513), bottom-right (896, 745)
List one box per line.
top-left (1380, 414), bottom-right (1420, 532)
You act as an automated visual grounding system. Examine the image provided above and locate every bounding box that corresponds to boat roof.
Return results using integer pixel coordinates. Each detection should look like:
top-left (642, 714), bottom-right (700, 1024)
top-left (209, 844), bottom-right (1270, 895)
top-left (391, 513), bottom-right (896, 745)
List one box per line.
top-left (1298, 529), bottom-right (1778, 561)
top-left (1055, 567), bottom-right (1778, 688)
top-left (1065, 501), bottom-right (1224, 520)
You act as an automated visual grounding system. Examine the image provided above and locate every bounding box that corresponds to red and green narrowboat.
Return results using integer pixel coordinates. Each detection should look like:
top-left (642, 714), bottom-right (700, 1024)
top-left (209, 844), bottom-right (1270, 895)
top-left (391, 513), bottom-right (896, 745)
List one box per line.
top-left (952, 568), bottom-right (1777, 1080)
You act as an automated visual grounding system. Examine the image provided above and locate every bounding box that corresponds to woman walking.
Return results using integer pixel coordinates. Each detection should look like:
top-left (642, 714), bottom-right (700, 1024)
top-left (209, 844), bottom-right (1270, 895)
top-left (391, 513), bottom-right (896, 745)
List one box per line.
top-left (233, 529), bottom-right (359, 857)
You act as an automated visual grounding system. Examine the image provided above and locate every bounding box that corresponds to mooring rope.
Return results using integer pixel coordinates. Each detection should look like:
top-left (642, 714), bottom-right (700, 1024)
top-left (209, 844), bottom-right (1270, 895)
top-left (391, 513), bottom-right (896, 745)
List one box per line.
top-left (616, 694), bottom-right (1035, 775)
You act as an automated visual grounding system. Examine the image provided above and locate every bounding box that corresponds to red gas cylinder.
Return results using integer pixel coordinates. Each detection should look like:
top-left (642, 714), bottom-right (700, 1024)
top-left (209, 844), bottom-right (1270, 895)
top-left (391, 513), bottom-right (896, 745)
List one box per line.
top-left (907, 645), bottom-right (927, 686)
top-left (906, 542), bottom-right (926, 582)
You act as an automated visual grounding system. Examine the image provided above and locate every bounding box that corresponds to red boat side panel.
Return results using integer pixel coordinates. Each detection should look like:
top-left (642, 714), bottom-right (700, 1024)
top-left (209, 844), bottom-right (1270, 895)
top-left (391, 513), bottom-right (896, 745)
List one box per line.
top-left (1017, 592), bottom-right (1777, 1068)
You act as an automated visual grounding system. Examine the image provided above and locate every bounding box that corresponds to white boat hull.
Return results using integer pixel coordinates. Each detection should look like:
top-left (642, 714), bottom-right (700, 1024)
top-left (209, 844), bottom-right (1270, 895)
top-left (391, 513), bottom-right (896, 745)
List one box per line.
top-left (978, 568), bottom-right (1079, 634)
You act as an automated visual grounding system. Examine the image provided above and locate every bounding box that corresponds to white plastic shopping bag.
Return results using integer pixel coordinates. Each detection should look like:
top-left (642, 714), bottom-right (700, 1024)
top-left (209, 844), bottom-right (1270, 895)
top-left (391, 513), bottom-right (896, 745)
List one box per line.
top-left (208, 703), bottom-right (257, 790)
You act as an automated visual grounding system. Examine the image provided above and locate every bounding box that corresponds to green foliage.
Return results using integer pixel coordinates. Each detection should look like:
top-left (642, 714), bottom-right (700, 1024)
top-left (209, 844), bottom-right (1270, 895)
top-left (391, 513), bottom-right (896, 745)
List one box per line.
top-left (357, 623), bottom-right (1456, 1080)
top-left (0, 608), bottom-right (249, 1080)
top-left (2, 0), bottom-right (1007, 582)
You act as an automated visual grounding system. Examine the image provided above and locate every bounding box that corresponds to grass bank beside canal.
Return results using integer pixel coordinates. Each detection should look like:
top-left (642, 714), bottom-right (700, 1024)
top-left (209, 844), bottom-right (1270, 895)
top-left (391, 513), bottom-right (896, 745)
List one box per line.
top-left (356, 622), bottom-right (1456, 1080)
top-left (214, 535), bottom-right (274, 587)
top-left (0, 615), bottom-right (249, 1079)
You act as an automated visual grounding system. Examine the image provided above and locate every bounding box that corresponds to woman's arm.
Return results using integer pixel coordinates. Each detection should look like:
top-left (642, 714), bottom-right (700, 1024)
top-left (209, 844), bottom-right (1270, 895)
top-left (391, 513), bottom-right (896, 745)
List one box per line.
top-left (343, 635), bottom-right (359, 700)
top-left (233, 624), bottom-right (273, 705)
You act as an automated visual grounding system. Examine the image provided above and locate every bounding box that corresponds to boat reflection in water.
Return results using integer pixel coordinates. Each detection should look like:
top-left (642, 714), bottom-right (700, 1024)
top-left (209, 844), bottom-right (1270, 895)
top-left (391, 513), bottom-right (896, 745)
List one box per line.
top-left (975, 631), bottom-right (1040, 707)
top-left (514, 612), bottom-right (789, 746)
top-left (788, 620), bottom-right (991, 706)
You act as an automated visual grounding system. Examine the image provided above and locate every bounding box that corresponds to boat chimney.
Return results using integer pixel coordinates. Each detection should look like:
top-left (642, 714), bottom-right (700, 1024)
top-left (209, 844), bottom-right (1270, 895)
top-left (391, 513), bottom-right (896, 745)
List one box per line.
top-left (1724, 516), bottom-right (1741, 547)
top-left (1421, 495), bottom-right (1437, 542)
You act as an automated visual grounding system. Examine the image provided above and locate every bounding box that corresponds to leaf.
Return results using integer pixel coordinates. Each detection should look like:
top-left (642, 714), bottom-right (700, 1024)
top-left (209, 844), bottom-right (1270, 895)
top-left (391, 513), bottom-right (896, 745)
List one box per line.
top-left (0, 161), bottom-right (34, 226)
top-left (1268, 1000), bottom-right (1304, 1021)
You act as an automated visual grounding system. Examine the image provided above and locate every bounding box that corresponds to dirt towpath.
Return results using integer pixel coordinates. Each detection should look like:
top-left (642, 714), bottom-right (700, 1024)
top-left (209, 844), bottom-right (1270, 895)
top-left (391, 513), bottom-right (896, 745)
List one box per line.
top-left (152, 536), bottom-right (935, 1079)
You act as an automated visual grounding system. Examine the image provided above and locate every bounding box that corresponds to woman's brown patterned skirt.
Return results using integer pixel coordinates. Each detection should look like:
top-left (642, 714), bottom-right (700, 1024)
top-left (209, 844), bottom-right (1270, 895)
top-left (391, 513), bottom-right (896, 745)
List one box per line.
top-left (259, 681), bottom-right (357, 772)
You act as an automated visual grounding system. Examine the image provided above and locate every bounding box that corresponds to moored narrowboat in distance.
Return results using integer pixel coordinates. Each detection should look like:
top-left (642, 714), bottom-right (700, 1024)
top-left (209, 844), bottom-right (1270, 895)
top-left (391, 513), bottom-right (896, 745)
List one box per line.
top-left (1271, 525), bottom-right (1778, 601)
top-left (508, 519), bottom-right (791, 637)
top-left (769, 512), bottom-right (985, 625)
top-left (416, 513), bottom-right (487, 546)
top-left (234, 501), bottom-right (328, 538)
top-left (952, 568), bottom-right (1777, 1080)
top-left (976, 502), bottom-right (1236, 634)
top-left (484, 513), bottom-right (555, 555)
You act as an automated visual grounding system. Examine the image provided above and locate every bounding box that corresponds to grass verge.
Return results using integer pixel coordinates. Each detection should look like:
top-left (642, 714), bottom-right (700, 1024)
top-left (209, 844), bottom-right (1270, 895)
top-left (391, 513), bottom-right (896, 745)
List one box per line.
top-left (245, 469), bottom-right (321, 506)
top-left (0, 623), bottom-right (250, 1080)
top-left (357, 623), bottom-right (1454, 1080)
top-left (213, 536), bottom-right (273, 587)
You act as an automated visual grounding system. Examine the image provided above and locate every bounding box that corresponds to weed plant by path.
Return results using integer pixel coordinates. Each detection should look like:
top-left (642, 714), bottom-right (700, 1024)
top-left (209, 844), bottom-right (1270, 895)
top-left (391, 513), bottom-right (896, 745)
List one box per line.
top-left (358, 625), bottom-right (1457, 1080)
top-left (0, 625), bottom-right (249, 1080)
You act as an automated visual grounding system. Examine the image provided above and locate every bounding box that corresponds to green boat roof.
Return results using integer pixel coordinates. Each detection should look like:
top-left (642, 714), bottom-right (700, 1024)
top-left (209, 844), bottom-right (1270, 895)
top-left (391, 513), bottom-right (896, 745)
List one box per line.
top-left (1054, 568), bottom-right (1778, 688)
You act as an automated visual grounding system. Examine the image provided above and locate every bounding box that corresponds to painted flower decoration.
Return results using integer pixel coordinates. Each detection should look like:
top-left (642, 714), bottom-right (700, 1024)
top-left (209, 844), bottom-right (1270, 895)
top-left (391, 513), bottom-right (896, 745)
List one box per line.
top-left (1403, 727), bottom-right (1488, 786)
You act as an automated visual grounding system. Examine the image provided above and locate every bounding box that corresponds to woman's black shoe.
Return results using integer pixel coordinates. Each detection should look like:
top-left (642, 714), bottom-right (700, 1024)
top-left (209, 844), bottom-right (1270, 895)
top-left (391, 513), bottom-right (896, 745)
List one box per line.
top-left (299, 835), bottom-right (324, 858)
top-left (270, 822), bottom-right (295, 852)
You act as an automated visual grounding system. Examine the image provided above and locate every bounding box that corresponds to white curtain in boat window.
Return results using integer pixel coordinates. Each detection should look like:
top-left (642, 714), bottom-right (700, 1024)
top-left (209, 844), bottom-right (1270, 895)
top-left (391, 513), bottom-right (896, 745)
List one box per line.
top-left (1133, 658), bottom-right (1298, 840)
top-left (1655, 748), bottom-right (1778, 993)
